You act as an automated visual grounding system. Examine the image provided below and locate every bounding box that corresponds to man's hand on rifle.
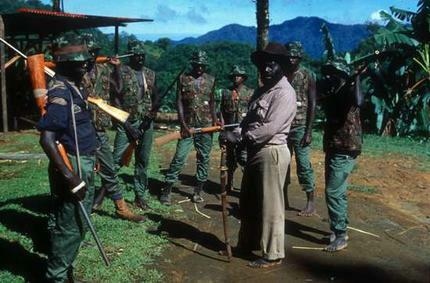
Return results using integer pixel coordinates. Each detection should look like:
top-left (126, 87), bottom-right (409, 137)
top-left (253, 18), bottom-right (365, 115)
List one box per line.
top-left (139, 112), bottom-right (155, 132)
top-left (124, 120), bottom-right (142, 142)
top-left (66, 174), bottom-right (87, 201)
top-left (108, 57), bottom-right (121, 66)
top-left (300, 131), bottom-right (312, 147)
top-left (180, 124), bottom-right (192, 138)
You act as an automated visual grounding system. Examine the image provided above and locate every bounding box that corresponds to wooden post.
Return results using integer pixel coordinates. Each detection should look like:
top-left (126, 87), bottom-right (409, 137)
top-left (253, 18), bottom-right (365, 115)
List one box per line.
top-left (114, 25), bottom-right (119, 55)
top-left (256, 0), bottom-right (269, 51)
top-left (0, 16), bottom-right (8, 132)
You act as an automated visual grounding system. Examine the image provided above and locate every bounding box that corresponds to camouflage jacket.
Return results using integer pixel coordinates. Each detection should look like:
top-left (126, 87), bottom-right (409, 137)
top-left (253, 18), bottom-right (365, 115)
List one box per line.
top-left (178, 72), bottom-right (215, 127)
top-left (117, 65), bottom-right (156, 121)
top-left (322, 86), bottom-right (362, 154)
top-left (220, 84), bottom-right (253, 125)
top-left (289, 67), bottom-right (313, 128)
top-left (82, 63), bottom-right (113, 131)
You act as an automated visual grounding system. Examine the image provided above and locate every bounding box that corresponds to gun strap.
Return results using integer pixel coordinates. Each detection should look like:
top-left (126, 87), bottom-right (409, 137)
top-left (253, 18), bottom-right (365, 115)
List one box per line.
top-left (64, 79), bottom-right (83, 178)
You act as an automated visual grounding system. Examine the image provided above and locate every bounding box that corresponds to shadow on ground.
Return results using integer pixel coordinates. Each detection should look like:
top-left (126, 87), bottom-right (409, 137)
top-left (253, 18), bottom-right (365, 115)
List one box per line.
top-left (0, 194), bottom-right (50, 282)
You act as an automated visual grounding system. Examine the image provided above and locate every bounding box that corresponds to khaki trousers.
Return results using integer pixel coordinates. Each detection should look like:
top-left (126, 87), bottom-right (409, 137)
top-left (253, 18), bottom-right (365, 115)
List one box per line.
top-left (238, 144), bottom-right (290, 260)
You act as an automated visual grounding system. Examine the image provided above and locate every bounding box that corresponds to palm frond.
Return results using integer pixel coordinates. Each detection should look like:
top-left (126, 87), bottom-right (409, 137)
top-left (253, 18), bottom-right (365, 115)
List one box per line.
top-left (389, 6), bottom-right (415, 22)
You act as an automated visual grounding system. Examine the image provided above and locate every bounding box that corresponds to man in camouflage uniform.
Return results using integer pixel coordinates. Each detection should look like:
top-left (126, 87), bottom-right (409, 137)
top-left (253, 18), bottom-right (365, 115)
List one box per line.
top-left (112, 40), bottom-right (158, 210)
top-left (82, 36), bottom-right (145, 222)
top-left (37, 33), bottom-right (96, 282)
top-left (318, 57), bottom-right (363, 252)
top-left (160, 50), bottom-right (217, 205)
top-left (219, 65), bottom-right (253, 191)
top-left (283, 41), bottom-right (317, 216)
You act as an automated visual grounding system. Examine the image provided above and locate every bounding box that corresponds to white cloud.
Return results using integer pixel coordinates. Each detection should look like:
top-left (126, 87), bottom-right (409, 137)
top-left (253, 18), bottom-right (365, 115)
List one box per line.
top-left (369, 10), bottom-right (386, 22)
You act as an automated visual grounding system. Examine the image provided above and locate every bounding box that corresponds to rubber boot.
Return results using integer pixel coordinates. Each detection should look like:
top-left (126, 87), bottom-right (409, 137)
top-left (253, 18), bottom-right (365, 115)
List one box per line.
top-left (114, 198), bottom-right (145, 223)
top-left (160, 183), bottom-right (173, 205)
top-left (92, 186), bottom-right (107, 211)
top-left (192, 181), bottom-right (204, 203)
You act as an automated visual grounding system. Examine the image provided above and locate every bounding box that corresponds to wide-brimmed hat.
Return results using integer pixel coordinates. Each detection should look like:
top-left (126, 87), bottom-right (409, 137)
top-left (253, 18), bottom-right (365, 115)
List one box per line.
top-left (285, 41), bottom-right (304, 58)
top-left (251, 42), bottom-right (289, 66)
top-left (321, 57), bottom-right (351, 78)
top-left (229, 65), bottom-right (247, 80)
top-left (190, 50), bottom-right (208, 65)
top-left (53, 32), bottom-right (91, 62)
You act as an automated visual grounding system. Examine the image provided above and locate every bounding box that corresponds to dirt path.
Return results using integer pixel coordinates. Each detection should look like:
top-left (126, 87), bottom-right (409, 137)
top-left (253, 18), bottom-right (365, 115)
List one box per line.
top-left (152, 145), bottom-right (429, 283)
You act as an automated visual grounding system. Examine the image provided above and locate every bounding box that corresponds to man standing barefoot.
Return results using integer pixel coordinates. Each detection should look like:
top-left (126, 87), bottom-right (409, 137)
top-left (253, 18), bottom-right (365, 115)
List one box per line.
top-left (283, 41), bottom-right (317, 216)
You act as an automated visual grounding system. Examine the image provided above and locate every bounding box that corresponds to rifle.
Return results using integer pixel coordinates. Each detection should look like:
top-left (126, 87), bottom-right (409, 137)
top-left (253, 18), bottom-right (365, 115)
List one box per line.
top-left (19, 45), bottom-right (111, 266)
top-left (219, 144), bottom-right (232, 260)
top-left (56, 141), bottom-right (110, 267)
top-left (44, 53), bottom-right (135, 69)
top-left (154, 123), bottom-right (240, 146)
top-left (95, 53), bottom-right (134, 63)
top-left (0, 37), bottom-right (130, 122)
top-left (120, 67), bottom-right (186, 166)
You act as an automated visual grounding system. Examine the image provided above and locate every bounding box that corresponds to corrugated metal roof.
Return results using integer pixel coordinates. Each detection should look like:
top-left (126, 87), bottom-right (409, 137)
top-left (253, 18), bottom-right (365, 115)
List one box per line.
top-left (1, 8), bottom-right (153, 36)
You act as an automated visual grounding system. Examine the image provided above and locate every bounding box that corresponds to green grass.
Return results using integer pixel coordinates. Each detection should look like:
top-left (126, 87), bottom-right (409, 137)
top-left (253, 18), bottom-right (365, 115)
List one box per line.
top-left (0, 130), bottom-right (175, 283)
top-left (1, 129), bottom-right (428, 282)
top-left (348, 184), bottom-right (378, 194)
top-left (311, 131), bottom-right (430, 170)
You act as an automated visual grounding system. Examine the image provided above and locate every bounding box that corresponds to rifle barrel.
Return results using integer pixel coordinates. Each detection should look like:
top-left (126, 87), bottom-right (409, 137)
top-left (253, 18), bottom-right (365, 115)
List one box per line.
top-left (78, 201), bottom-right (110, 266)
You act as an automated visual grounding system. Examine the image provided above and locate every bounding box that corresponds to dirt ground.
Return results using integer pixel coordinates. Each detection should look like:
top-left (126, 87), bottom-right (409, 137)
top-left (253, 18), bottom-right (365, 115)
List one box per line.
top-left (150, 144), bottom-right (429, 283)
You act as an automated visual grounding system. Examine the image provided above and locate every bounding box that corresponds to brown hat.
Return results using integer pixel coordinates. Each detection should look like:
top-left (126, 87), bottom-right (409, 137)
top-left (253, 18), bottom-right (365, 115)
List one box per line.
top-left (251, 42), bottom-right (289, 66)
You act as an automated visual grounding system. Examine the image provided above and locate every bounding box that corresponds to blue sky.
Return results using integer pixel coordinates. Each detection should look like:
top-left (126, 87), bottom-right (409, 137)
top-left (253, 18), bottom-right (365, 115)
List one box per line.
top-left (40, 0), bottom-right (416, 40)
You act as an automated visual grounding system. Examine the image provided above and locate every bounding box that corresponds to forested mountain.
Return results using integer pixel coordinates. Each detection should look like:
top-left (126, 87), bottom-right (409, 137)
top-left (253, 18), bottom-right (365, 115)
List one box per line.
top-left (175, 17), bottom-right (370, 58)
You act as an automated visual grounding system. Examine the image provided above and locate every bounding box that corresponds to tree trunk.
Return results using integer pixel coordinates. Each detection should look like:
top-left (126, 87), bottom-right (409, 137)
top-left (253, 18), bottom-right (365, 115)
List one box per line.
top-left (256, 0), bottom-right (269, 51)
top-left (52, 0), bottom-right (62, 12)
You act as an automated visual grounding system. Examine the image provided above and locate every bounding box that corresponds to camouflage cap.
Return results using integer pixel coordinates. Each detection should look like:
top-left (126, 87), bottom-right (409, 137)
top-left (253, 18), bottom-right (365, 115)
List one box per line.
top-left (190, 50), bottom-right (208, 65)
top-left (53, 32), bottom-right (91, 62)
top-left (285, 41), bottom-right (304, 58)
top-left (82, 33), bottom-right (101, 51)
top-left (127, 40), bottom-right (145, 55)
top-left (321, 57), bottom-right (351, 78)
top-left (229, 65), bottom-right (247, 79)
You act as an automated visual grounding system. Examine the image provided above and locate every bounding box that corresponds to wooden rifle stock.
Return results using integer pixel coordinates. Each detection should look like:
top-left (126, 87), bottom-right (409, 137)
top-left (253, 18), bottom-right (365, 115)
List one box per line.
top-left (56, 141), bottom-right (73, 171)
top-left (87, 97), bottom-right (129, 123)
top-left (155, 123), bottom-right (239, 146)
top-left (120, 141), bottom-right (137, 167)
top-left (219, 144), bottom-right (232, 260)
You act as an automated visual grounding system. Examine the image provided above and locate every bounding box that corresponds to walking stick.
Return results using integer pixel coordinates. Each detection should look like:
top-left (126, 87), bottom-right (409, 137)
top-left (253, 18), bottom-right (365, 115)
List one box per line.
top-left (220, 144), bottom-right (232, 260)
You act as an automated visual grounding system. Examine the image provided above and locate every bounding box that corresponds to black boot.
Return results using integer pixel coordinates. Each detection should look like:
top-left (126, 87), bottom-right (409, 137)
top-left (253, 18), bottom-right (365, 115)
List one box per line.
top-left (192, 181), bottom-right (205, 203)
top-left (160, 183), bottom-right (173, 205)
top-left (92, 186), bottom-right (107, 211)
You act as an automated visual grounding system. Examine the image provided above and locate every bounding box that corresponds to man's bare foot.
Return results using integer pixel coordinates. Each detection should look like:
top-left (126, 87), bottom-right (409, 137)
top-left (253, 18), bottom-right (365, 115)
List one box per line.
top-left (298, 201), bottom-right (316, 216)
top-left (325, 234), bottom-right (348, 252)
top-left (298, 191), bottom-right (316, 216)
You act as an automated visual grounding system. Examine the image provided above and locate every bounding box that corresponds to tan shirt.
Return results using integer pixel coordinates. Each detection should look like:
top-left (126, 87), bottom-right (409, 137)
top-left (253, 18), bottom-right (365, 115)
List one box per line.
top-left (242, 76), bottom-right (297, 146)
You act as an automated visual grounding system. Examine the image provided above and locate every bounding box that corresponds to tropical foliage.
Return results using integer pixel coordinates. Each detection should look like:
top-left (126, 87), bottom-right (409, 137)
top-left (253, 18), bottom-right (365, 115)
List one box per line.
top-left (353, 0), bottom-right (429, 136)
top-left (1, 1), bottom-right (428, 138)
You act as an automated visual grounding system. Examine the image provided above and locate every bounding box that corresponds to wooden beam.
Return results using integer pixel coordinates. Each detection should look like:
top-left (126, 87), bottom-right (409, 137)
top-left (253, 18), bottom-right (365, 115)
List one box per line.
top-left (0, 16), bottom-right (8, 132)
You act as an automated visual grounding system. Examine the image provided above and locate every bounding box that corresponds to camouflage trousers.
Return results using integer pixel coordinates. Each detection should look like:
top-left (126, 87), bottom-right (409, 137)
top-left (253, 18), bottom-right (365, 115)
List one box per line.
top-left (325, 151), bottom-right (357, 235)
top-left (165, 133), bottom-right (213, 184)
top-left (284, 126), bottom-right (315, 193)
top-left (46, 155), bottom-right (95, 282)
top-left (112, 120), bottom-right (154, 200)
top-left (96, 131), bottom-right (122, 200)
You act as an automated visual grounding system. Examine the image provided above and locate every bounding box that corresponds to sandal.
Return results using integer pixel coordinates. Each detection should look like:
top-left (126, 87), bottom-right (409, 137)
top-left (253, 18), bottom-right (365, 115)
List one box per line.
top-left (248, 258), bottom-right (283, 268)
